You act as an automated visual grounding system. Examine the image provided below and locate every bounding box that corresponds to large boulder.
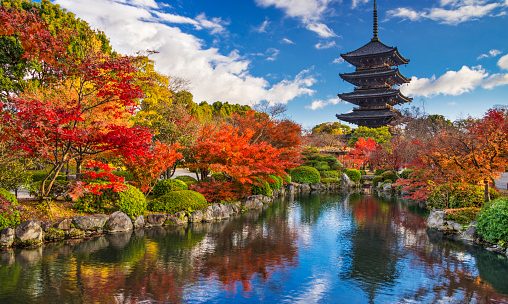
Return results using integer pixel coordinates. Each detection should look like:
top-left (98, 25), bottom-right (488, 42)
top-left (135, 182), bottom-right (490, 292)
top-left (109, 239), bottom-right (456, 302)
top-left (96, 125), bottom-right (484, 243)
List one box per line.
top-left (382, 183), bottom-right (393, 193)
top-left (427, 210), bottom-right (445, 229)
top-left (106, 211), bottom-right (133, 233)
top-left (165, 212), bottom-right (188, 226)
top-left (55, 218), bottom-right (72, 230)
top-left (461, 224), bottom-right (477, 242)
top-left (72, 215), bottom-right (109, 231)
top-left (0, 228), bottom-right (15, 248)
top-left (299, 184), bottom-right (311, 193)
top-left (243, 196), bottom-right (264, 210)
top-left (145, 214), bottom-right (167, 227)
top-left (189, 210), bottom-right (204, 223)
top-left (133, 216), bottom-right (145, 229)
top-left (341, 173), bottom-right (355, 189)
top-left (15, 221), bottom-right (43, 246)
top-left (202, 206), bottom-right (215, 222)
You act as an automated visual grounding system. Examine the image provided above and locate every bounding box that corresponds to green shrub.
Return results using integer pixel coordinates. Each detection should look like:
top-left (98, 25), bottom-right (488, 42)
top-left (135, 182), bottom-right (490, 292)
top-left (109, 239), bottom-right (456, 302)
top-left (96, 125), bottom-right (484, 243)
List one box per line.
top-left (290, 166), bottom-right (321, 184)
top-left (74, 185), bottom-right (146, 218)
top-left (211, 172), bottom-right (228, 182)
top-left (252, 179), bottom-right (273, 197)
top-left (0, 188), bottom-right (20, 230)
top-left (152, 179), bottom-right (188, 197)
top-left (374, 169), bottom-right (386, 176)
top-left (313, 161), bottom-right (330, 171)
top-left (372, 176), bottom-right (383, 187)
top-left (445, 208), bottom-right (480, 225)
top-left (427, 183), bottom-right (485, 209)
top-left (28, 171), bottom-right (68, 198)
top-left (148, 190), bottom-right (208, 214)
top-left (381, 171), bottom-right (398, 182)
top-left (283, 174), bottom-right (292, 184)
top-left (321, 170), bottom-right (339, 179)
top-left (477, 197), bottom-right (508, 245)
top-left (360, 170), bottom-right (367, 176)
top-left (321, 178), bottom-right (340, 184)
top-left (400, 169), bottom-right (413, 179)
top-left (175, 175), bottom-right (198, 187)
top-left (267, 175), bottom-right (283, 191)
top-left (344, 169), bottom-right (361, 183)
top-left (116, 185), bottom-right (147, 218)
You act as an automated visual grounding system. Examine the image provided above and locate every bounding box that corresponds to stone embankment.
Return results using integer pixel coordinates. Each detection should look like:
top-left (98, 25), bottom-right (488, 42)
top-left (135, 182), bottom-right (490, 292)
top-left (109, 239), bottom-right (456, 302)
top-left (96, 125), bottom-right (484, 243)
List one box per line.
top-left (427, 210), bottom-right (508, 257)
top-left (1, 180), bottom-right (351, 249)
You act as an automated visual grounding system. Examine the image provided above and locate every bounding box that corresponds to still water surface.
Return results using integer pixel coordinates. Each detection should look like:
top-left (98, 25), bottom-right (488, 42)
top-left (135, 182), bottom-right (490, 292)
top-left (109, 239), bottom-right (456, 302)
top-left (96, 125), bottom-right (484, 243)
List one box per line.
top-left (1, 194), bottom-right (508, 303)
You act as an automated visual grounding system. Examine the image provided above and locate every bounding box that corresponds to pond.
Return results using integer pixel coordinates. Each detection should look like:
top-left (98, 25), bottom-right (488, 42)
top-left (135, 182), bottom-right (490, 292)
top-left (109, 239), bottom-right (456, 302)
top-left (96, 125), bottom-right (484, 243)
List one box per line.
top-left (1, 194), bottom-right (508, 303)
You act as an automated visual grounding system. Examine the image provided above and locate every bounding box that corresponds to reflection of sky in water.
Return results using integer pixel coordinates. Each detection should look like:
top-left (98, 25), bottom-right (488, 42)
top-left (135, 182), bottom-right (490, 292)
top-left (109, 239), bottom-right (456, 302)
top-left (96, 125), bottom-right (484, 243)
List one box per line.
top-left (1, 194), bottom-right (507, 303)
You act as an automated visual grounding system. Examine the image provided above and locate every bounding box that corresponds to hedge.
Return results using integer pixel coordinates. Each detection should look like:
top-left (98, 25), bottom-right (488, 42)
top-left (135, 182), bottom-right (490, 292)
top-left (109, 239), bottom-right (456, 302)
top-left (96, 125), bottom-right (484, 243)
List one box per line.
top-left (148, 190), bottom-right (208, 214)
top-left (477, 197), bottom-right (508, 245)
top-left (427, 183), bottom-right (486, 209)
top-left (344, 169), bottom-right (361, 183)
top-left (320, 170), bottom-right (340, 179)
top-left (0, 188), bottom-right (20, 230)
top-left (290, 166), bottom-right (321, 184)
top-left (321, 178), bottom-right (340, 184)
top-left (252, 179), bottom-right (273, 197)
top-left (116, 185), bottom-right (147, 218)
top-left (152, 179), bottom-right (188, 197)
top-left (175, 175), bottom-right (198, 187)
top-left (74, 185), bottom-right (146, 218)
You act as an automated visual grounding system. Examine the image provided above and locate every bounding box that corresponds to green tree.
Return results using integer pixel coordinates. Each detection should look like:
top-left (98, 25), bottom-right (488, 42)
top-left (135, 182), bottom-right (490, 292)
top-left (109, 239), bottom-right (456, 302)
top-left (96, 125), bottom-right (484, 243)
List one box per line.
top-left (348, 126), bottom-right (392, 146)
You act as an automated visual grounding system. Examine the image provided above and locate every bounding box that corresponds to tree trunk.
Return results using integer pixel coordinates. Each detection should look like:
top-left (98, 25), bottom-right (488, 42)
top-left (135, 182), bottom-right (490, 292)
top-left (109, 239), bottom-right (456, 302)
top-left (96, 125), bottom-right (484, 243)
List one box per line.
top-left (75, 158), bottom-right (82, 181)
top-left (484, 179), bottom-right (490, 202)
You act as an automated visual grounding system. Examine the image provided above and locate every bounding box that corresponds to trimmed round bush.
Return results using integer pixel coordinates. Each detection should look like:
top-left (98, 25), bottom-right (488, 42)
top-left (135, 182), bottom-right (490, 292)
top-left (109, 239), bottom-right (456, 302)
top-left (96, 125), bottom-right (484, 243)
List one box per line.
top-left (344, 169), bottom-right (361, 183)
top-left (252, 179), bottom-right (273, 197)
top-left (267, 175), bottom-right (283, 191)
top-left (372, 176), bottom-right (383, 187)
top-left (374, 169), bottom-right (386, 176)
top-left (321, 178), bottom-right (340, 184)
top-left (314, 161), bottom-right (330, 171)
top-left (381, 171), bottom-right (398, 182)
top-left (116, 185), bottom-right (147, 218)
top-left (211, 172), bottom-right (228, 182)
top-left (175, 175), bottom-right (198, 187)
top-left (427, 183), bottom-right (485, 209)
top-left (148, 190), bottom-right (208, 214)
top-left (152, 179), bottom-right (188, 197)
top-left (290, 166), bottom-right (321, 184)
top-left (0, 188), bottom-right (20, 230)
top-left (477, 197), bottom-right (508, 244)
top-left (74, 185), bottom-right (146, 218)
top-left (321, 170), bottom-right (339, 179)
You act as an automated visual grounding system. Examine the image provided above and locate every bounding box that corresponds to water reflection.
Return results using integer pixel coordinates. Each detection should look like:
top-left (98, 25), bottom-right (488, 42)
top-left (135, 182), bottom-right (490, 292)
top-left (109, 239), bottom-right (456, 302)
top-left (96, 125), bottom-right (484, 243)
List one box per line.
top-left (0, 194), bottom-right (507, 303)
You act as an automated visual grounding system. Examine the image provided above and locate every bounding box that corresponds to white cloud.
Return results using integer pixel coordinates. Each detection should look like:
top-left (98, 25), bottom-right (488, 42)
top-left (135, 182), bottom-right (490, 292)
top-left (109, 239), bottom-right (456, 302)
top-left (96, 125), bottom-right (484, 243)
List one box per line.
top-left (387, 1), bottom-right (507, 25)
top-left (307, 97), bottom-right (342, 110)
top-left (477, 49), bottom-right (502, 59)
top-left (315, 41), bottom-right (336, 49)
top-left (266, 48), bottom-right (280, 61)
top-left (255, 0), bottom-right (336, 37)
top-left (281, 37), bottom-right (295, 44)
top-left (255, 19), bottom-right (270, 33)
top-left (55, 0), bottom-right (316, 105)
top-left (155, 12), bottom-right (227, 34)
top-left (333, 57), bottom-right (345, 64)
top-left (401, 65), bottom-right (508, 97)
top-left (498, 54), bottom-right (508, 70)
top-left (352, 0), bottom-right (369, 9)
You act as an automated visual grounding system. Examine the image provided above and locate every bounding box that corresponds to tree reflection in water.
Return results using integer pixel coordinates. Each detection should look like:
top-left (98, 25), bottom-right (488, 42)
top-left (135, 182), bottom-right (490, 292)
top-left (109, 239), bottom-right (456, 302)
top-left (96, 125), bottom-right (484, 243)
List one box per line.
top-left (0, 194), bottom-right (507, 303)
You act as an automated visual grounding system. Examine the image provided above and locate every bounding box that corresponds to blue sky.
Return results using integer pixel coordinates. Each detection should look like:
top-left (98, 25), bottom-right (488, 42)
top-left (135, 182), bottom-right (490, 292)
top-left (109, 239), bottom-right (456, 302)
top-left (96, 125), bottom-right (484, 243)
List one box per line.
top-left (53, 0), bottom-right (508, 128)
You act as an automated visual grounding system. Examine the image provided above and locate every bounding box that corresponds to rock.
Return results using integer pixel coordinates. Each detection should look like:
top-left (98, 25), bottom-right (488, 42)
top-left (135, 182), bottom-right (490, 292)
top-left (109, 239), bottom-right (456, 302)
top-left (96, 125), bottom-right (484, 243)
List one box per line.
top-left (165, 212), bottom-right (188, 226)
top-left (427, 210), bottom-right (445, 229)
top-left (461, 225), bottom-right (477, 242)
top-left (243, 196), bottom-right (264, 210)
top-left (41, 221), bottom-right (52, 232)
top-left (450, 221), bottom-right (463, 232)
top-left (15, 221), bottom-right (43, 246)
top-left (202, 206), bottom-right (215, 222)
top-left (146, 214), bottom-right (167, 227)
top-left (506, 248), bottom-right (508, 257)
top-left (106, 211), bottom-right (133, 233)
top-left (72, 214), bottom-right (109, 231)
top-left (230, 202), bottom-right (242, 214)
top-left (66, 228), bottom-right (85, 239)
top-left (341, 173), bottom-right (355, 189)
top-left (310, 183), bottom-right (323, 191)
top-left (133, 216), bottom-right (145, 229)
top-left (299, 184), bottom-right (311, 193)
top-left (189, 210), bottom-right (203, 223)
top-left (210, 204), bottom-right (231, 220)
top-left (382, 183), bottom-right (392, 192)
top-left (0, 228), bottom-right (15, 248)
top-left (55, 218), bottom-right (72, 230)
top-left (287, 183), bottom-right (296, 195)
top-left (44, 228), bottom-right (65, 241)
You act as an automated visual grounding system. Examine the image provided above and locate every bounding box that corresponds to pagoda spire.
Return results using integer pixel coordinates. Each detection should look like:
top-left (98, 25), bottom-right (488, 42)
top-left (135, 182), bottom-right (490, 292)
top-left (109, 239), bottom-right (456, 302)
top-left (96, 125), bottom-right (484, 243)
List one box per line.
top-left (372, 0), bottom-right (379, 42)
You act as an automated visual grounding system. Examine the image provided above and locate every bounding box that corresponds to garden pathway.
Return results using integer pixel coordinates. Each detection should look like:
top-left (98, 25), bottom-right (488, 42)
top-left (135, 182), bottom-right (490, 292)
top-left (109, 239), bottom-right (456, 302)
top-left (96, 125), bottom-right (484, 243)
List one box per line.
top-left (495, 172), bottom-right (508, 190)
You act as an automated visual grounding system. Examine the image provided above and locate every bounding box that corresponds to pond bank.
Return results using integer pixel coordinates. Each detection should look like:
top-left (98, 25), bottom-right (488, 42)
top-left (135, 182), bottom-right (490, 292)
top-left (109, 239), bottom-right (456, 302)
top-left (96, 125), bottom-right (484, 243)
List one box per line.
top-left (0, 181), bottom-right (348, 250)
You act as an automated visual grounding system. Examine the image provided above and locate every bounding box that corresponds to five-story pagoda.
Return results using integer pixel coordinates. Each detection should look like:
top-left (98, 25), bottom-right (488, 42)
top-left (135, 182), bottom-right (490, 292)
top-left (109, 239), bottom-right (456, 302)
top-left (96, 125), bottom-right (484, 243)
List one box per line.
top-left (336, 0), bottom-right (411, 128)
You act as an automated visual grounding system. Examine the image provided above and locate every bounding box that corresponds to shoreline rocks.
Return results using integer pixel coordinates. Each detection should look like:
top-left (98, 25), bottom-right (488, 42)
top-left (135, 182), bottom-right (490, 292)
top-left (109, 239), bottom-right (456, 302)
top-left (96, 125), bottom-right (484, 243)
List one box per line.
top-left (0, 182), bottom-right (347, 250)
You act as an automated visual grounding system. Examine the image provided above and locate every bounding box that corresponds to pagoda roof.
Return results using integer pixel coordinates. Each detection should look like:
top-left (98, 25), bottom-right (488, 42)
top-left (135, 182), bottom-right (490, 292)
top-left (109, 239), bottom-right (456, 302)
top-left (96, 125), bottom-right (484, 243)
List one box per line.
top-left (340, 68), bottom-right (410, 85)
top-left (341, 40), bottom-right (409, 66)
top-left (336, 108), bottom-right (400, 127)
top-left (338, 88), bottom-right (412, 104)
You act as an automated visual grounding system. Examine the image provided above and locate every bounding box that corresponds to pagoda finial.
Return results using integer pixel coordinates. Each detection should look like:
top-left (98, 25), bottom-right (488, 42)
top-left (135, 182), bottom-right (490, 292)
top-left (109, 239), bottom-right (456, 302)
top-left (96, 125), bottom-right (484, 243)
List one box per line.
top-left (372, 0), bottom-right (379, 41)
